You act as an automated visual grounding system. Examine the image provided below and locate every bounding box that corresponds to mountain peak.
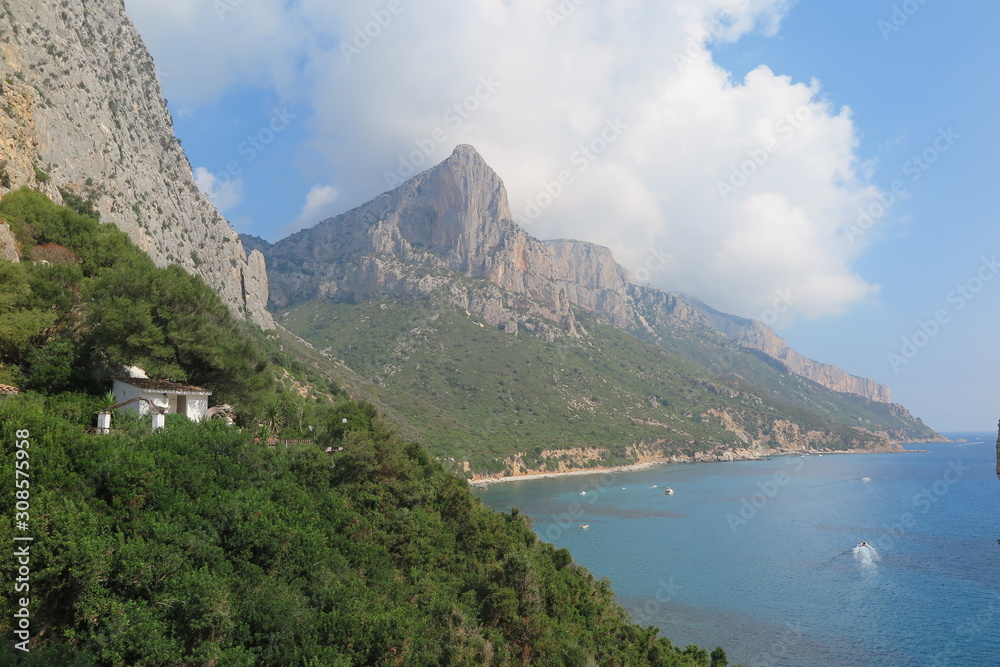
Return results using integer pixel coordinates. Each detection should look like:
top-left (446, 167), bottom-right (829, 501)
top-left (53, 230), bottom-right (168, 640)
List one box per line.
top-left (448, 144), bottom-right (484, 160)
top-left (415, 145), bottom-right (512, 227)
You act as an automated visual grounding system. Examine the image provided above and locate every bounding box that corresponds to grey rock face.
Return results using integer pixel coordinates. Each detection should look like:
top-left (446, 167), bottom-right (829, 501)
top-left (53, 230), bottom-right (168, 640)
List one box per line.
top-left (267, 145), bottom-right (579, 337)
top-left (0, 223), bottom-right (18, 262)
top-left (0, 0), bottom-right (274, 329)
top-left (265, 144), bottom-right (891, 403)
top-left (678, 297), bottom-right (892, 403)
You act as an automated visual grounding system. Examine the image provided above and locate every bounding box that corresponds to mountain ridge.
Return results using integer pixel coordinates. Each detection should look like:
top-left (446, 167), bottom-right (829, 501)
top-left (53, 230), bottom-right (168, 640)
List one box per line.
top-left (262, 144), bottom-right (892, 405)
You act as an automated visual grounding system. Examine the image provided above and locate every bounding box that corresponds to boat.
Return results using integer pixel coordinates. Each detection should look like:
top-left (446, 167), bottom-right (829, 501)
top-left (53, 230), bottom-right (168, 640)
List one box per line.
top-left (579, 490), bottom-right (586, 495)
top-left (664, 487), bottom-right (674, 495)
top-left (580, 524), bottom-right (589, 529)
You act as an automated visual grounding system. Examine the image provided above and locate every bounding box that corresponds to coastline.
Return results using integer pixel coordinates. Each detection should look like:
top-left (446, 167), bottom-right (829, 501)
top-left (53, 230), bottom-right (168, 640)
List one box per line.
top-left (469, 460), bottom-right (667, 487)
top-left (467, 443), bottom-right (940, 487)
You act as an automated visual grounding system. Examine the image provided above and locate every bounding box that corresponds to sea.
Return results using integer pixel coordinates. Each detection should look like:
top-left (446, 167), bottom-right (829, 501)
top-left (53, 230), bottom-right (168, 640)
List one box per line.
top-left (476, 434), bottom-right (1000, 667)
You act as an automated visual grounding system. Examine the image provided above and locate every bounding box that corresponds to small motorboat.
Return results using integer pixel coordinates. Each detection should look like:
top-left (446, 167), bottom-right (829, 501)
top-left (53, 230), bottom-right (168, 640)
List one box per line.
top-left (580, 524), bottom-right (589, 529)
top-left (664, 487), bottom-right (674, 495)
top-left (579, 490), bottom-right (587, 495)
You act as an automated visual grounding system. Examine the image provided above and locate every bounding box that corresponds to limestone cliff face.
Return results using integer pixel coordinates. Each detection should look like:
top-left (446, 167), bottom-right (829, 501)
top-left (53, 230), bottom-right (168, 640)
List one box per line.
top-left (264, 144), bottom-right (893, 404)
top-left (541, 239), bottom-right (634, 328)
top-left (268, 145), bottom-right (581, 336)
top-left (677, 297), bottom-right (892, 403)
top-left (0, 0), bottom-right (273, 329)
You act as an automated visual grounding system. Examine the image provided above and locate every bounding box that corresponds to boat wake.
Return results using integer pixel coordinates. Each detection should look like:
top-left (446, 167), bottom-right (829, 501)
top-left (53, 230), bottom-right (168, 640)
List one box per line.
top-left (852, 542), bottom-right (880, 566)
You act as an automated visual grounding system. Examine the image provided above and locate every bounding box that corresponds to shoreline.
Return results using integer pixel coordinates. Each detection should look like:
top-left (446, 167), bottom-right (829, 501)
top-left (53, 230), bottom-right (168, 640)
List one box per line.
top-left (467, 443), bottom-right (941, 487)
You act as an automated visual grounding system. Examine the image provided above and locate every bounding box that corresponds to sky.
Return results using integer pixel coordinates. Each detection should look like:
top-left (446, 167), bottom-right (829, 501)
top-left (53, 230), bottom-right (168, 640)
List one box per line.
top-left (124, 0), bottom-right (998, 432)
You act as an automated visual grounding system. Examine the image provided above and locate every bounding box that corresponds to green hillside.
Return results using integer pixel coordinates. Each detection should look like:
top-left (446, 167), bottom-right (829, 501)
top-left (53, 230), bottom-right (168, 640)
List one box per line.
top-left (277, 297), bottom-right (900, 474)
top-left (0, 188), bottom-right (725, 665)
top-left (0, 399), bottom-right (721, 666)
top-left (632, 312), bottom-right (940, 441)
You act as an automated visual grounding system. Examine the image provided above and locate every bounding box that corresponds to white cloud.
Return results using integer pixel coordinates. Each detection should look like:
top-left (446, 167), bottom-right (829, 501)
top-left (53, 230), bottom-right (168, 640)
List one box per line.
top-left (129, 0), bottom-right (886, 324)
top-left (283, 184), bottom-right (341, 237)
top-left (193, 166), bottom-right (244, 212)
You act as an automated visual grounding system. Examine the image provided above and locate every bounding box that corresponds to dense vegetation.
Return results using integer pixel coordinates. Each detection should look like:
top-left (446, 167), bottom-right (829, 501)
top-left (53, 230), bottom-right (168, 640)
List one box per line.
top-left (0, 189), bottom-right (726, 664)
top-left (277, 298), bottom-right (902, 474)
top-left (0, 188), bottom-right (330, 434)
top-left (0, 393), bottom-right (724, 666)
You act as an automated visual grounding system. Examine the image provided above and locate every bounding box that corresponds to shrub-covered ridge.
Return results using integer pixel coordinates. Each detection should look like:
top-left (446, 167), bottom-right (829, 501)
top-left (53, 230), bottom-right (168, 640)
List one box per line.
top-left (0, 396), bottom-right (723, 666)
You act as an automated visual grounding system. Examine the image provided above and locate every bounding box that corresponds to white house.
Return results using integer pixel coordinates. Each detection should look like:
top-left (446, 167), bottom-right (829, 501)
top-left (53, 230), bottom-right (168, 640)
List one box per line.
top-left (112, 377), bottom-right (212, 423)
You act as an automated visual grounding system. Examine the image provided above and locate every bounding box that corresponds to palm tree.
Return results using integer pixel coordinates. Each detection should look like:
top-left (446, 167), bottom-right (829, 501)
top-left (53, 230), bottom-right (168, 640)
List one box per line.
top-left (262, 400), bottom-right (287, 436)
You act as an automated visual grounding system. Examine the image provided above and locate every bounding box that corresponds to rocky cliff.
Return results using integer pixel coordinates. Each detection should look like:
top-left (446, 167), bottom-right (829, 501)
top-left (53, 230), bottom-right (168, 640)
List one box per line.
top-left (264, 144), bottom-right (893, 404)
top-left (677, 297), bottom-right (892, 403)
top-left (0, 0), bottom-right (273, 329)
top-left (267, 145), bottom-right (579, 337)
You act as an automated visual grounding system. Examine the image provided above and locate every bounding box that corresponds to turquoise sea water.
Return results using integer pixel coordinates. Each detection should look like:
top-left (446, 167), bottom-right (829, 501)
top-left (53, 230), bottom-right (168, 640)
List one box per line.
top-left (477, 434), bottom-right (1000, 666)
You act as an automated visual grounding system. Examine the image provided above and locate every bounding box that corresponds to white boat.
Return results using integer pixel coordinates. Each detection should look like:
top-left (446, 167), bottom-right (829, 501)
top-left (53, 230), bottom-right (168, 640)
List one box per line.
top-left (579, 490), bottom-right (586, 495)
top-left (664, 487), bottom-right (674, 495)
top-left (580, 524), bottom-right (589, 529)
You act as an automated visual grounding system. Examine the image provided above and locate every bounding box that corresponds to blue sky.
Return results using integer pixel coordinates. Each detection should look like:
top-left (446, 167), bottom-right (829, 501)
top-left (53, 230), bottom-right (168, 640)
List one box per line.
top-left (126, 0), bottom-right (998, 431)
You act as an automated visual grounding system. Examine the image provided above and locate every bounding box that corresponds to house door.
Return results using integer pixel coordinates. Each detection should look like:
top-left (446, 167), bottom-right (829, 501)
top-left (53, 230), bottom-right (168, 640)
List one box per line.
top-left (176, 395), bottom-right (187, 418)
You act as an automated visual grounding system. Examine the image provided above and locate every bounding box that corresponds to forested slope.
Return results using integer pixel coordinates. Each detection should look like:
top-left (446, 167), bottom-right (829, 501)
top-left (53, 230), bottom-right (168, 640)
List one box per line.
top-left (0, 189), bottom-right (725, 665)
